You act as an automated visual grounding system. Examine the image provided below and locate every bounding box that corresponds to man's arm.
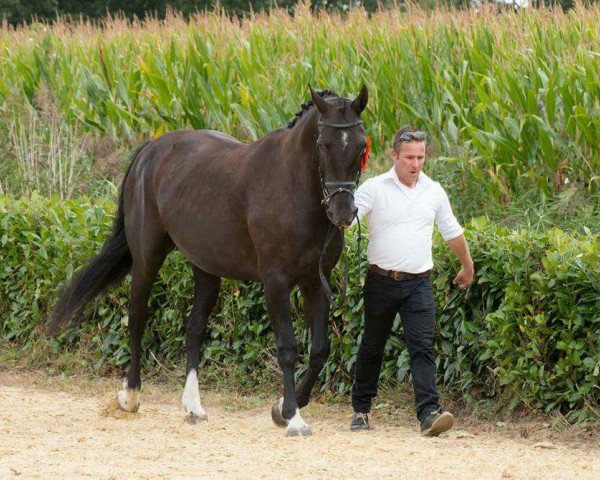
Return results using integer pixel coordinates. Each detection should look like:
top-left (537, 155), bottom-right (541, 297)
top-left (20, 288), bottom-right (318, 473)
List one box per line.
top-left (435, 187), bottom-right (474, 290)
top-left (350, 179), bottom-right (374, 228)
top-left (445, 234), bottom-right (474, 290)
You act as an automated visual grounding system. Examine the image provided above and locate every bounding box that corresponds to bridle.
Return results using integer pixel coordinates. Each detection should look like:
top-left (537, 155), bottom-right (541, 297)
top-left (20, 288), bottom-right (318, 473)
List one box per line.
top-left (315, 117), bottom-right (365, 309)
top-left (317, 119), bottom-right (364, 208)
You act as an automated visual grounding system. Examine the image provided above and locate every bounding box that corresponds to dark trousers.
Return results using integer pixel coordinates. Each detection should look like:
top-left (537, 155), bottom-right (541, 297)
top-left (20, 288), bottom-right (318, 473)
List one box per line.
top-left (351, 269), bottom-right (440, 423)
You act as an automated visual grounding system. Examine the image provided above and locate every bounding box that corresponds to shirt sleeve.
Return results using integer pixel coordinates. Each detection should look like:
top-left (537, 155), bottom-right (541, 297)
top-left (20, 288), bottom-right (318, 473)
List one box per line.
top-left (435, 187), bottom-right (463, 241)
top-left (350, 179), bottom-right (375, 227)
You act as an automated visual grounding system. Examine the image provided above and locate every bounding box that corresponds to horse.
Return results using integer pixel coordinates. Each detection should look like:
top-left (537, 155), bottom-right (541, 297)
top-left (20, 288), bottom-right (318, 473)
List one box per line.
top-left (47, 85), bottom-right (369, 436)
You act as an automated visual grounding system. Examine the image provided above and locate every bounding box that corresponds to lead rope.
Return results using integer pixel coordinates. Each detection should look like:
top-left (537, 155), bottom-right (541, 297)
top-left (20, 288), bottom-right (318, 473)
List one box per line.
top-left (318, 213), bottom-right (363, 310)
top-left (339, 229), bottom-right (349, 307)
top-left (318, 223), bottom-right (338, 308)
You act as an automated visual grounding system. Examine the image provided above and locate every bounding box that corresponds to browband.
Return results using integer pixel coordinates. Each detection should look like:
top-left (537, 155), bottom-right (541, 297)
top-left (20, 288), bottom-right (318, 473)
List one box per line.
top-left (318, 120), bottom-right (364, 129)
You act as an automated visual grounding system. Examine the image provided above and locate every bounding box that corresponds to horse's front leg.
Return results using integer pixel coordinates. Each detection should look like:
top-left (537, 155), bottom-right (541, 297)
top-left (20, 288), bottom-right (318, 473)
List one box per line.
top-left (264, 271), bottom-right (311, 437)
top-left (295, 281), bottom-right (330, 409)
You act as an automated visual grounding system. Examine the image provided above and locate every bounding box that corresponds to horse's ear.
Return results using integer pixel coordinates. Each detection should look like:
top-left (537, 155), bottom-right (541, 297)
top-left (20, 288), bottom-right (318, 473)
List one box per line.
top-left (309, 85), bottom-right (329, 114)
top-left (351, 84), bottom-right (369, 114)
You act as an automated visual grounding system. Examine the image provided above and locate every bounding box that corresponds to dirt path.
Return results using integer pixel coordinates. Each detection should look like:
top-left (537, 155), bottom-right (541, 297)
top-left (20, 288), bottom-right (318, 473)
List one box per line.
top-left (0, 371), bottom-right (598, 479)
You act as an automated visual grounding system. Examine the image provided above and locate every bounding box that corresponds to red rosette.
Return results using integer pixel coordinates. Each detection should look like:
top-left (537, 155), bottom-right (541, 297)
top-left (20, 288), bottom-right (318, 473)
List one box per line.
top-left (361, 135), bottom-right (371, 172)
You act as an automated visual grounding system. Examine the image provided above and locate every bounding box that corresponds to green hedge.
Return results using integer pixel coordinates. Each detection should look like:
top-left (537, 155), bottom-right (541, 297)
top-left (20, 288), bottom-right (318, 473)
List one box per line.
top-left (1, 195), bottom-right (599, 420)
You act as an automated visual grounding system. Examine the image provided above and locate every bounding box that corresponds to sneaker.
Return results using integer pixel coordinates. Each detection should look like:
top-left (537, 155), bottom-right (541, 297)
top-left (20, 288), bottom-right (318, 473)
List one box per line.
top-left (420, 409), bottom-right (454, 437)
top-left (350, 412), bottom-right (370, 431)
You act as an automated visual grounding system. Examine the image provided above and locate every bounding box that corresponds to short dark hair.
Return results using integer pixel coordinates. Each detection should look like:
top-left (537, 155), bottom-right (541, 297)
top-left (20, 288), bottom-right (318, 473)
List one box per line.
top-left (392, 125), bottom-right (427, 152)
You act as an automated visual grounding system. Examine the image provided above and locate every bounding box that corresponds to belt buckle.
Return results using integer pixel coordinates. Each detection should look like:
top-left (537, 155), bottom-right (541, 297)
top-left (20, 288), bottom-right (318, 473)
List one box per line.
top-left (391, 270), bottom-right (403, 281)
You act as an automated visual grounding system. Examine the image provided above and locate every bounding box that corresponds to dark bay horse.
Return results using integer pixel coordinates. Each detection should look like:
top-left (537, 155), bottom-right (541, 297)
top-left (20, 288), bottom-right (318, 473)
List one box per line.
top-left (48, 86), bottom-right (369, 436)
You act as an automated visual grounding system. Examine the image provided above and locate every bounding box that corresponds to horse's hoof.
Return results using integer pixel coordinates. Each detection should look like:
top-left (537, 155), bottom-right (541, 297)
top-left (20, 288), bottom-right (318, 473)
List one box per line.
top-left (285, 425), bottom-right (312, 437)
top-left (116, 389), bottom-right (140, 413)
top-left (271, 398), bottom-right (287, 428)
top-left (284, 408), bottom-right (311, 437)
top-left (184, 412), bottom-right (208, 424)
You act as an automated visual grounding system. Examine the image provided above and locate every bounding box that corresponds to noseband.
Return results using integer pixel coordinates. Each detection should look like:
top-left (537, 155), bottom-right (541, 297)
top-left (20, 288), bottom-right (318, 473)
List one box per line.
top-left (316, 118), bottom-right (365, 308)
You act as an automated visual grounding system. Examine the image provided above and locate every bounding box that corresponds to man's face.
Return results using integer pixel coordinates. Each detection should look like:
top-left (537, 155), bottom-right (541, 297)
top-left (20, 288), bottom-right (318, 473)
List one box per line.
top-left (391, 141), bottom-right (426, 187)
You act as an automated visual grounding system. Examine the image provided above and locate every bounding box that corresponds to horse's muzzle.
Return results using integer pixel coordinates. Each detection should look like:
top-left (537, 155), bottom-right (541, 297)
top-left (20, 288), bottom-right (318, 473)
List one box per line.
top-left (327, 202), bottom-right (358, 229)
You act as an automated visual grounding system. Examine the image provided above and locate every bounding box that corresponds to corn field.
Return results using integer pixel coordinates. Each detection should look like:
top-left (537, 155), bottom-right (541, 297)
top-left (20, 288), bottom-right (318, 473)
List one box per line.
top-left (0, 2), bottom-right (599, 198)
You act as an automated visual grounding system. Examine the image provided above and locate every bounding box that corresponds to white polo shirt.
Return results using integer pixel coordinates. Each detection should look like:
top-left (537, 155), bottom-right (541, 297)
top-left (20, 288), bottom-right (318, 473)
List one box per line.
top-left (354, 168), bottom-right (463, 274)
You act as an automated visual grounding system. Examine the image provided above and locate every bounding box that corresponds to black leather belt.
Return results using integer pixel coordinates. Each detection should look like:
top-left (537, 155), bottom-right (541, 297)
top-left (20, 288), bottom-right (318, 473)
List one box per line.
top-left (369, 264), bottom-right (431, 281)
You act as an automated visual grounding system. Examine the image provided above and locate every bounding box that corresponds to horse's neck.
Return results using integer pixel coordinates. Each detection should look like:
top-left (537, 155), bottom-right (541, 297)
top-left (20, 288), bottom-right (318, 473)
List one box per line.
top-left (284, 109), bottom-right (320, 190)
top-left (252, 107), bottom-right (329, 228)
top-left (286, 111), bottom-right (332, 230)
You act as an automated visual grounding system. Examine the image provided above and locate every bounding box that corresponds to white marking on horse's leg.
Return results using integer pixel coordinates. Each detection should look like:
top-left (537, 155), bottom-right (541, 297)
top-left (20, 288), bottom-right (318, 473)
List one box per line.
top-left (287, 409), bottom-right (308, 429)
top-left (341, 131), bottom-right (349, 150)
top-left (181, 369), bottom-right (207, 419)
top-left (285, 408), bottom-right (311, 437)
top-left (116, 379), bottom-right (140, 413)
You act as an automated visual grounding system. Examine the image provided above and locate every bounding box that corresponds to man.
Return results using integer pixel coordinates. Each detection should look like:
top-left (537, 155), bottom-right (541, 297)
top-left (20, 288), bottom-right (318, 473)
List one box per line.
top-left (349, 126), bottom-right (474, 436)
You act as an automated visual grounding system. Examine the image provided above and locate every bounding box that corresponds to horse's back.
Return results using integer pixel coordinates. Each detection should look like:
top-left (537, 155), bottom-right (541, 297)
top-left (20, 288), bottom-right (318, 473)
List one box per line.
top-left (155, 129), bottom-right (246, 156)
top-left (200, 129), bottom-right (245, 145)
top-left (124, 129), bottom-right (261, 280)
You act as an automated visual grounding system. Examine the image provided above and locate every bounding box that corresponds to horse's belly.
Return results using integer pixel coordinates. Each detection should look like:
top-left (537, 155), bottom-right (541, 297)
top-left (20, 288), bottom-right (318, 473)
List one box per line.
top-left (165, 217), bottom-right (260, 281)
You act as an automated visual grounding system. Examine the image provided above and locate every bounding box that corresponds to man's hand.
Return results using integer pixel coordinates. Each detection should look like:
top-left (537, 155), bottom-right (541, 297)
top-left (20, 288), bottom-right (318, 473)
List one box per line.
top-left (445, 234), bottom-right (475, 290)
top-left (452, 265), bottom-right (474, 290)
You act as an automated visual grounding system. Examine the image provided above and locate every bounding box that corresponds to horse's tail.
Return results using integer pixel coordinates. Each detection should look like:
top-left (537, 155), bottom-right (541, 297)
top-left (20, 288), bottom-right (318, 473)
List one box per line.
top-left (46, 141), bottom-right (150, 335)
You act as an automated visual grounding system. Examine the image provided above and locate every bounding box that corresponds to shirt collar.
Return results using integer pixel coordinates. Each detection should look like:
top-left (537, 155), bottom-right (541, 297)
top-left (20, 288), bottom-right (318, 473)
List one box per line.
top-left (384, 167), bottom-right (433, 190)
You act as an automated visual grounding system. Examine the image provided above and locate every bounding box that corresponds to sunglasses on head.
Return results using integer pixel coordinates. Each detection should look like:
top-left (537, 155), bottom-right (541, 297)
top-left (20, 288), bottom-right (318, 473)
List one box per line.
top-left (398, 131), bottom-right (427, 142)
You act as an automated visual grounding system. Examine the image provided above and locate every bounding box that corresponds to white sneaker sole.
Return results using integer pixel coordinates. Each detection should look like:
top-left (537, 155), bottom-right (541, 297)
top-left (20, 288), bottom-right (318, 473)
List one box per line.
top-left (421, 411), bottom-right (454, 437)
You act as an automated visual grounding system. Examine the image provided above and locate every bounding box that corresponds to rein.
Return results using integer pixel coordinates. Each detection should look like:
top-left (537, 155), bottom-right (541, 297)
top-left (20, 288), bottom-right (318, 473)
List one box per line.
top-left (315, 118), bottom-right (365, 309)
top-left (318, 218), bottom-right (363, 310)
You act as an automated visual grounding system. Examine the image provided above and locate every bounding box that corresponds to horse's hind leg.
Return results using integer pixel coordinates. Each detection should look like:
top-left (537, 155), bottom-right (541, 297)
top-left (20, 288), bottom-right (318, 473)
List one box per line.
top-left (117, 239), bottom-right (170, 413)
top-left (182, 266), bottom-right (221, 423)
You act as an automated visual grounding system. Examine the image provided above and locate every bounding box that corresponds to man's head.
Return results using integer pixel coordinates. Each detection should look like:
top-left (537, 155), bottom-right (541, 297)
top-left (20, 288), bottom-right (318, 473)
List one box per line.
top-left (391, 126), bottom-right (427, 188)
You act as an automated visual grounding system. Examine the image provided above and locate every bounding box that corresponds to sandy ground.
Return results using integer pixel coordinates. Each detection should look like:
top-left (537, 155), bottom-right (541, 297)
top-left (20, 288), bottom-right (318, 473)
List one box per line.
top-left (0, 371), bottom-right (599, 479)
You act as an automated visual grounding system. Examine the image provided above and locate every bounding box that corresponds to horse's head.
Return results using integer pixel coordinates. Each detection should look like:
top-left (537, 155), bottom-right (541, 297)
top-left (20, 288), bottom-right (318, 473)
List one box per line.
top-left (310, 85), bottom-right (369, 229)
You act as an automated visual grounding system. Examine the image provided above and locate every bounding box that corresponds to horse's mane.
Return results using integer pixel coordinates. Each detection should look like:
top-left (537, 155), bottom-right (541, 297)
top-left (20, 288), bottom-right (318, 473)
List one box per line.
top-left (287, 89), bottom-right (339, 128)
